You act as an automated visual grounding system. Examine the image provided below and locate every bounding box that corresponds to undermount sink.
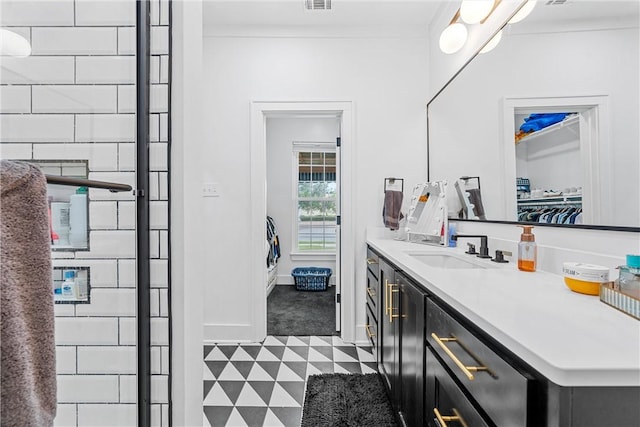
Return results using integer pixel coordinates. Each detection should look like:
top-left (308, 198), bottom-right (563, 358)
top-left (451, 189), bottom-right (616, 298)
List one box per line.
top-left (408, 253), bottom-right (487, 269)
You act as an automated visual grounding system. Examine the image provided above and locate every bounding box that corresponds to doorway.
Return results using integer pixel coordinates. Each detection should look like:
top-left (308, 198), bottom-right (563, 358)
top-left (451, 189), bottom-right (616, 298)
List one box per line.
top-left (265, 116), bottom-right (341, 335)
top-left (250, 101), bottom-right (355, 343)
top-left (502, 95), bottom-right (609, 225)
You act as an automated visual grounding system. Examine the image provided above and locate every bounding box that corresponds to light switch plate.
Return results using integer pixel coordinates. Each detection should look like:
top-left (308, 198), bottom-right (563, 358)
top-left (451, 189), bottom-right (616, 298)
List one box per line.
top-left (202, 182), bottom-right (219, 197)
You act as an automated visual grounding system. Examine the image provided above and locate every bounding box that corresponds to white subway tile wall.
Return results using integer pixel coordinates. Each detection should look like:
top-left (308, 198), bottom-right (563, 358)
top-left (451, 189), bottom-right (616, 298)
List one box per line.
top-left (0, 0), bottom-right (171, 425)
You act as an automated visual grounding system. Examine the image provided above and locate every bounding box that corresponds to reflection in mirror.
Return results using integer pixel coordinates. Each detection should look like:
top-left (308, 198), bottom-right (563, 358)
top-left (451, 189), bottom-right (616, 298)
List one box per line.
top-left (428, 0), bottom-right (639, 229)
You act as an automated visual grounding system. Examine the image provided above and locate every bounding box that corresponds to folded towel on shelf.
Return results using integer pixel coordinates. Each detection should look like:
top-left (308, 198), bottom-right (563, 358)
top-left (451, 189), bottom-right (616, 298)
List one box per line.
top-left (1, 160), bottom-right (56, 427)
top-left (382, 190), bottom-right (404, 230)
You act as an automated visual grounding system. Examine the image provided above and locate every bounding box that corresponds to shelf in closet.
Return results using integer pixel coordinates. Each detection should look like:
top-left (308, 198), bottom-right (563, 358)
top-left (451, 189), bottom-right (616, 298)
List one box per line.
top-left (517, 194), bottom-right (582, 207)
top-left (515, 114), bottom-right (579, 145)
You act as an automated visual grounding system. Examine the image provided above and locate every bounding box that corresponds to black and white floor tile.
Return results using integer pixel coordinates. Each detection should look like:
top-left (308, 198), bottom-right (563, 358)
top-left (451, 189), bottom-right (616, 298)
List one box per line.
top-left (203, 335), bottom-right (377, 427)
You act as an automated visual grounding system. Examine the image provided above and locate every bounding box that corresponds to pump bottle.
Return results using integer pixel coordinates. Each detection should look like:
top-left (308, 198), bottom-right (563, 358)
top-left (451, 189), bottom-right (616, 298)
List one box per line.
top-left (518, 225), bottom-right (537, 272)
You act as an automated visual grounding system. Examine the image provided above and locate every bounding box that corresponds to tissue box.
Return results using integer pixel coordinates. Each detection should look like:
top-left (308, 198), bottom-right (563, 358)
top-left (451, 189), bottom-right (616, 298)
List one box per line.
top-left (600, 282), bottom-right (640, 320)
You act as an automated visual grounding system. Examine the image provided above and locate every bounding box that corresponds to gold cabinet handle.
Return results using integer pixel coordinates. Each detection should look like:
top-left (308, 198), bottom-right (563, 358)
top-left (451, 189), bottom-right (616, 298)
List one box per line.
top-left (430, 333), bottom-right (490, 381)
top-left (434, 408), bottom-right (468, 427)
top-left (384, 279), bottom-right (389, 316)
top-left (366, 258), bottom-right (378, 265)
top-left (389, 284), bottom-right (400, 322)
top-left (365, 324), bottom-right (376, 338)
top-left (366, 287), bottom-right (376, 298)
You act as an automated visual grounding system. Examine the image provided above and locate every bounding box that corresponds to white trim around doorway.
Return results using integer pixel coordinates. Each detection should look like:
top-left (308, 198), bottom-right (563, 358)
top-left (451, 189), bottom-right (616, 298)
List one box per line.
top-left (250, 101), bottom-right (356, 343)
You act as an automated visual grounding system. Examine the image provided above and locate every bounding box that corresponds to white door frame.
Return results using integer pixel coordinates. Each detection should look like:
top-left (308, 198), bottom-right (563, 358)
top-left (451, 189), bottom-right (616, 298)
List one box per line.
top-left (501, 95), bottom-right (610, 224)
top-left (250, 101), bottom-right (355, 343)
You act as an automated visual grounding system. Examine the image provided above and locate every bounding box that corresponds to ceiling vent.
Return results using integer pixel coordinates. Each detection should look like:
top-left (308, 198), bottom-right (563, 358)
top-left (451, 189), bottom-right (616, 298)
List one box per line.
top-left (545, 0), bottom-right (571, 5)
top-left (305, 0), bottom-right (332, 10)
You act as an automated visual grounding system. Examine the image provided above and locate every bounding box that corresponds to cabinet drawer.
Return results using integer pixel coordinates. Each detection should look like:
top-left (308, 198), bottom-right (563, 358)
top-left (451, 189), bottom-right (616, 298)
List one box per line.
top-left (366, 268), bottom-right (378, 313)
top-left (426, 347), bottom-right (489, 427)
top-left (426, 299), bottom-right (528, 426)
top-left (365, 303), bottom-right (377, 350)
top-left (366, 247), bottom-right (379, 277)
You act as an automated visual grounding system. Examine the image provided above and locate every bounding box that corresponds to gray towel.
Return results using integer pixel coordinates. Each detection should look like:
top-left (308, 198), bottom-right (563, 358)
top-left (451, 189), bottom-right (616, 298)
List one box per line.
top-left (382, 190), bottom-right (404, 230)
top-left (467, 188), bottom-right (486, 220)
top-left (1, 160), bottom-right (56, 427)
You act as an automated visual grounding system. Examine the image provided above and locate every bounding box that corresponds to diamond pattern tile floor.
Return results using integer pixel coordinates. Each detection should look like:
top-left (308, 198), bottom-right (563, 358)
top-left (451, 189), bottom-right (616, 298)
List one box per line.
top-left (203, 336), bottom-right (377, 427)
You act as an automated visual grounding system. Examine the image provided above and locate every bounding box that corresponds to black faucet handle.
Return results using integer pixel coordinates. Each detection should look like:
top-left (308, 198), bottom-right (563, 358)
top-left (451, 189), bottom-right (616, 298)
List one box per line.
top-left (465, 243), bottom-right (477, 255)
top-left (491, 249), bottom-right (512, 263)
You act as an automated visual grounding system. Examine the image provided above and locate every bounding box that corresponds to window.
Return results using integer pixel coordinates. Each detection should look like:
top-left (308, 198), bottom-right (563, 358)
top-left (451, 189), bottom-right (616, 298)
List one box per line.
top-left (293, 143), bottom-right (337, 252)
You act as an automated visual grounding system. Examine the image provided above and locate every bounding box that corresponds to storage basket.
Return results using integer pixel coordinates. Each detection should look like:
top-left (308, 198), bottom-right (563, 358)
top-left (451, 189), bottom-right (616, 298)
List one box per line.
top-left (291, 267), bottom-right (332, 291)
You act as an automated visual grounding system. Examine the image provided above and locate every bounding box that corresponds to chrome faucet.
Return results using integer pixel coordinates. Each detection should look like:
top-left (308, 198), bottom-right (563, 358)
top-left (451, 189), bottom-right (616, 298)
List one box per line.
top-left (451, 234), bottom-right (492, 259)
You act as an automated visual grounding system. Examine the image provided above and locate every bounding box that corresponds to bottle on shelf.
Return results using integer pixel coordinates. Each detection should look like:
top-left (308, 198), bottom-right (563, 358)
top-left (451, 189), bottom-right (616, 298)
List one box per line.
top-left (61, 270), bottom-right (77, 300)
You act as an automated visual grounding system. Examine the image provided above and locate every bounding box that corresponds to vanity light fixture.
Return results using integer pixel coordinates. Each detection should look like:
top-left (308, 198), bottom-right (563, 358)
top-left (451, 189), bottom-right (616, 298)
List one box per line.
top-left (439, 20), bottom-right (469, 54)
top-left (0, 28), bottom-right (31, 57)
top-left (508, 0), bottom-right (537, 24)
top-left (479, 29), bottom-right (503, 53)
top-left (460, 0), bottom-right (497, 24)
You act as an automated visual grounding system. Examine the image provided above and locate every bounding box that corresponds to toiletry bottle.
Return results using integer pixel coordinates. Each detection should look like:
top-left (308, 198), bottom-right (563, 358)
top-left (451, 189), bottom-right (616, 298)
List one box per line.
top-left (62, 270), bottom-right (76, 300)
top-left (69, 186), bottom-right (88, 248)
top-left (518, 225), bottom-right (537, 272)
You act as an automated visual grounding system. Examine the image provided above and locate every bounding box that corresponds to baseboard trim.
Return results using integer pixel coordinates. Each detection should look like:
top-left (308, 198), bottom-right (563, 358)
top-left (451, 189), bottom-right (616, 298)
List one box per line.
top-left (203, 323), bottom-right (257, 344)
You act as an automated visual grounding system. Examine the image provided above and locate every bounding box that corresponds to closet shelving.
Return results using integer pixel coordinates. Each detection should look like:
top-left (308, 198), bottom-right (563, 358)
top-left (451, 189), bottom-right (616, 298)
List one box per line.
top-left (516, 113), bottom-right (579, 145)
top-left (517, 194), bottom-right (582, 207)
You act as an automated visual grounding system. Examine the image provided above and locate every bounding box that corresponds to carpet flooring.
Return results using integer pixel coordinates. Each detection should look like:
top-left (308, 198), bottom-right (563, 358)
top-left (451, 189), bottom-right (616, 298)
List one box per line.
top-left (301, 373), bottom-right (397, 427)
top-left (267, 285), bottom-right (337, 336)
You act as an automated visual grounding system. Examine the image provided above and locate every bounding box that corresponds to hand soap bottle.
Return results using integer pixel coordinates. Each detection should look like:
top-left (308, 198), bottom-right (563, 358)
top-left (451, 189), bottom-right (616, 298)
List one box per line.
top-left (518, 225), bottom-right (537, 272)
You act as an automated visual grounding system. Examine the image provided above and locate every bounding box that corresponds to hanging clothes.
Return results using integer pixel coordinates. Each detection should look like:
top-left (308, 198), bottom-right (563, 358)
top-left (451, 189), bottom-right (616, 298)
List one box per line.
top-left (0, 160), bottom-right (56, 427)
top-left (266, 216), bottom-right (280, 267)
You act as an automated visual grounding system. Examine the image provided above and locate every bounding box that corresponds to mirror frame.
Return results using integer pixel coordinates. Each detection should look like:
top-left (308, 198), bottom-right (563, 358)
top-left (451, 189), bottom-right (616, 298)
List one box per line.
top-left (426, 4), bottom-right (640, 233)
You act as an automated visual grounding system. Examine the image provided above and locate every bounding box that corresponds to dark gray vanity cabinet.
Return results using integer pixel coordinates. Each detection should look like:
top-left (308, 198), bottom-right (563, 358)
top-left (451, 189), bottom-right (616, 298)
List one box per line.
top-left (376, 255), bottom-right (427, 427)
top-left (378, 257), bottom-right (400, 409)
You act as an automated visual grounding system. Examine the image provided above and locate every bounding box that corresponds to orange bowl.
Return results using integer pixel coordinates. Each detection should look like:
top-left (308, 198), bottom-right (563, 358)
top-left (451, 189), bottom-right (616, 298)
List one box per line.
top-left (564, 277), bottom-right (601, 296)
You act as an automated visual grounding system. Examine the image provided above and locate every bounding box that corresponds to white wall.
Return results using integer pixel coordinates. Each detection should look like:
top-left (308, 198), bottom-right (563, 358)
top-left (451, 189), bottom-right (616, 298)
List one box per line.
top-left (200, 34), bottom-right (430, 341)
top-left (266, 117), bottom-right (340, 284)
top-left (429, 26), bottom-right (639, 227)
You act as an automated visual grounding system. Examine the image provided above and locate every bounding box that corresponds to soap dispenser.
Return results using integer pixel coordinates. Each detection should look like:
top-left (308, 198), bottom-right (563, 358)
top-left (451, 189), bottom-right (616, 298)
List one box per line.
top-left (518, 225), bottom-right (537, 272)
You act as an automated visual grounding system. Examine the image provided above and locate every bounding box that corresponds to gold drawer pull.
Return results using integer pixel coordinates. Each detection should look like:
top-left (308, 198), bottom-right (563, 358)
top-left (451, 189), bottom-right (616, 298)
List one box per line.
top-left (431, 333), bottom-right (490, 381)
top-left (366, 258), bottom-right (378, 265)
top-left (366, 287), bottom-right (376, 298)
top-left (384, 280), bottom-right (389, 315)
top-left (434, 408), bottom-right (468, 427)
top-left (365, 324), bottom-right (376, 338)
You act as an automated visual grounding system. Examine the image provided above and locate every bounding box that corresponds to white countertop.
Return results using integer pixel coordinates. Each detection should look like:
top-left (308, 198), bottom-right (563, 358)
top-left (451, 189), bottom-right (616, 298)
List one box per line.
top-left (367, 237), bottom-right (640, 387)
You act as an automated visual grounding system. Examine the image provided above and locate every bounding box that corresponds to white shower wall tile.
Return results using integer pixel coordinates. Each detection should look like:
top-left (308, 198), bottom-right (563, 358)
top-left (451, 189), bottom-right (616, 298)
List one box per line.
top-left (0, 114), bottom-right (75, 142)
top-left (151, 346), bottom-right (161, 374)
top-left (120, 375), bottom-right (137, 403)
top-left (31, 27), bottom-right (117, 55)
top-left (150, 84), bottom-right (168, 113)
top-left (34, 143), bottom-right (119, 172)
top-left (0, 0), bottom-right (74, 26)
top-left (150, 259), bottom-right (168, 288)
top-left (151, 375), bottom-right (169, 404)
top-left (55, 318), bottom-right (119, 346)
top-left (161, 346), bottom-right (170, 375)
top-left (150, 26), bottom-right (169, 55)
top-left (57, 375), bottom-right (120, 403)
top-left (89, 201), bottom-right (118, 230)
top-left (32, 85), bottom-right (117, 114)
top-left (117, 85), bottom-right (136, 114)
top-left (118, 259), bottom-right (136, 288)
top-left (0, 56), bottom-right (75, 84)
top-left (75, 56), bottom-right (136, 84)
top-left (150, 230), bottom-right (161, 258)
top-left (117, 27), bottom-right (136, 55)
top-left (0, 143), bottom-right (32, 159)
top-left (75, 0), bottom-right (136, 27)
top-left (150, 142), bottom-right (168, 171)
top-left (119, 318), bottom-right (137, 346)
top-left (150, 318), bottom-right (169, 346)
top-left (56, 346), bottom-right (77, 374)
top-left (151, 56), bottom-right (161, 84)
top-left (150, 201), bottom-right (169, 230)
top-left (75, 230), bottom-right (136, 259)
top-left (54, 404), bottom-right (77, 427)
top-left (150, 288), bottom-right (160, 317)
top-left (118, 201), bottom-right (136, 230)
top-left (150, 114), bottom-right (160, 142)
top-left (75, 288), bottom-right (136, 317)
top-left (159, 290), bottom-right (169, 317)
top-left (77, 346), bottom-right (136, 374)
top-left (76, 114), bottom-right (136, 142)
top-left (160, 0), bottom-right (170, 26)
top-left (0, 86), bottom-right (31, 113)
top-left (159, 230), bottom-right (169, 258)
top-left (149, 172), bottom-right (160, 201)
top-left (77, 404), bottom-right (136, 427)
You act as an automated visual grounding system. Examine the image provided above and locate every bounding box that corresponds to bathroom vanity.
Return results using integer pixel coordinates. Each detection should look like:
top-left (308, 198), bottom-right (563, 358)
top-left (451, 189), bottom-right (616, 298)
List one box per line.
top-left (366, 238), bottom-right (640, 427)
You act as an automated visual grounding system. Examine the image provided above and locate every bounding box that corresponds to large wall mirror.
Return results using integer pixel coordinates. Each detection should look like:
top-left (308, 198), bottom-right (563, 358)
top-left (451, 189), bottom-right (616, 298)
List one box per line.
top-left (428, 0), bottom-right (639, 231)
